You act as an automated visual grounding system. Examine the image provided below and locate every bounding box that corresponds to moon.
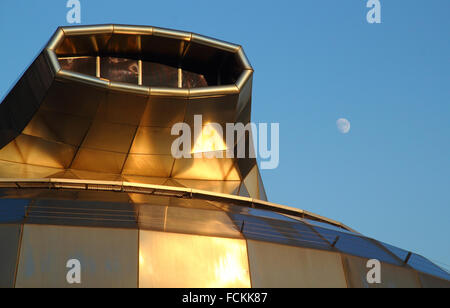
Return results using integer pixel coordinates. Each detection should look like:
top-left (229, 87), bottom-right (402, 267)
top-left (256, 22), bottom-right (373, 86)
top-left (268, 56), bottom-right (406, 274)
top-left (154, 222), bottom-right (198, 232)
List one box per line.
top-left (336, 118), bottom-right (351, 134)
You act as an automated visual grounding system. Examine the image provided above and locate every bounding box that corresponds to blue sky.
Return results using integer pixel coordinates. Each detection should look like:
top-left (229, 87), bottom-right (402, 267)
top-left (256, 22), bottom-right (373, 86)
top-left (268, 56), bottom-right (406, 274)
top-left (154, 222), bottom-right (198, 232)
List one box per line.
top-left (0, 0), bottom-right (449, 269)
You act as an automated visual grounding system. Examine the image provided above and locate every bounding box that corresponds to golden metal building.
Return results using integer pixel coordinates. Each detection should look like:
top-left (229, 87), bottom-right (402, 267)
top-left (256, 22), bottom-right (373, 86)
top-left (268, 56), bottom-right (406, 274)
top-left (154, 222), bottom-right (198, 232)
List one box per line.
top-left (0, 25), bottom-right (448, 288)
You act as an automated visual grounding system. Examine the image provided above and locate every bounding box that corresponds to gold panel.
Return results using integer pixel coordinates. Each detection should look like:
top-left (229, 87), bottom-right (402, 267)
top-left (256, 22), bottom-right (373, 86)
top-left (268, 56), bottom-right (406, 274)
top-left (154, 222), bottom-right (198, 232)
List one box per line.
top-left (122, 175), bottom-right (168, 185)
top-left (41, 79), bottom-right (106, 119)
top-left (0, 140), bottom-right (24, 164)
top-left (0, 134), bottom-right (76, 169)
top-left (171, 152), bottom-right (240, 181)
top-left (0, 160), bottom-right (60, 179)
top-left (239, 183), bottom-right (250, 197)
top-left (184, 94), bottom-right (239, 126)
top-left (16, 224), bottom-right (138, 288)
top-left (140, 96), bottom-right (187, 128)
top-left (122, 154), bottom-right (174, 177)
top-left (342, 254), bottom-right (421, 288)
top-left (22, 109), bottom-right (92, 146)
top-left (97, 91), bottom-right (148, 126)
top-left (243, 165), bottom-right (259, 199)
top-left (71, 148), bottom-right (126, 174)
top-left (139, 230), bottom-right (251, 288)
top-left (247, 240), bottom-right (348, 288)
top-left (174, 179), bottom-right (241, 195)
top-left (68, 169), bottom-right (123, 181)
top-left (81, 120), bottom-right (137, 153)
top-left (163, 179), bottom-right (184, 187)
top-left (130, 127), bottom-right (177, 155)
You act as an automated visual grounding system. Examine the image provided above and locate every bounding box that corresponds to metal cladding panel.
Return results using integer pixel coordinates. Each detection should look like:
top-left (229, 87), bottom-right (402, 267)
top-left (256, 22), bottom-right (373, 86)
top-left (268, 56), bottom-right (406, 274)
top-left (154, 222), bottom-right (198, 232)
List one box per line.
top-left (139, 230), bottom-right (250, 288)
top-left (246, 240), bottom-right (347, 288)
top-left (130, 127), bottom-right (177, 155)
top-left (342, 254), bottom-right (421, 288)
top-left (99, 90), bottom-right (148, 126)
top-left (0, 160), bottom-right (59, 179)
top-left (174, 179), bottom-right (241, 195)
top-left (0, 52), bottom-right (54, 138)
top-left (140, 95), bottom-right (187, 128)
top-left (417, 272), bottom-right (450, 288)
top-left (40, 78), bottom-right (105, 119)
top-left (0, 224), bottom-right (22, 288)
top-left (16, 224), bottom-right (138, 288)
top-left (184, 93), bottom-right (239, 127)
top-left (0, 134), bottom-right (77, 169)
top-left (171, 152), bottom-right (241, 181)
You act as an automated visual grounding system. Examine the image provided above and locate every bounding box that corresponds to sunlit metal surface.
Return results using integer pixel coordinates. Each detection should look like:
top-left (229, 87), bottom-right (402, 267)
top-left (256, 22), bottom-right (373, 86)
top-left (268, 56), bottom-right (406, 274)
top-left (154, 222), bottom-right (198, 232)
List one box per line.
top-left (139, 230), bottom-right (250, 288)
top-left (16, 224), bottom-right (138, 288)
top-left (0, 24), bottom-right (265, 200)
top-left (247, 240), bottom-right (347, 288)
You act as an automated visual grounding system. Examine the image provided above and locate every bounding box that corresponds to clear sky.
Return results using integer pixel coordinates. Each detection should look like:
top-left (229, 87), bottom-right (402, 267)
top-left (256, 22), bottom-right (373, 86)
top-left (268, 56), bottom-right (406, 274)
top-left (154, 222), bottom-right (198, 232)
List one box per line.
top-left (0, 0), bottom-right (449, 269)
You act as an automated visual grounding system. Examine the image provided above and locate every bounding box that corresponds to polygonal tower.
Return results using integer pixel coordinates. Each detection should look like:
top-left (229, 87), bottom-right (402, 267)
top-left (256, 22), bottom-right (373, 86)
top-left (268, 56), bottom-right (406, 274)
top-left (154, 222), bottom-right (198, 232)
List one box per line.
top-left (0, 25), bottom-right (448, 288)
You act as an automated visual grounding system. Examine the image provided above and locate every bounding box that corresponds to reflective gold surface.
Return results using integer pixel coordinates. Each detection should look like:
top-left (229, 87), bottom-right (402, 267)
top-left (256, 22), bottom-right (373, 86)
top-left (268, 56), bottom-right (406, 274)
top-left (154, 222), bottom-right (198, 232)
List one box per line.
top-left (16, 224), bottom-right (138, 288)
top-left (247, 240), bottom-right (348, 288)
top-left (0, 24), bottom-right (268, 199)
top-left (139, 230), bottom-right (250, 288)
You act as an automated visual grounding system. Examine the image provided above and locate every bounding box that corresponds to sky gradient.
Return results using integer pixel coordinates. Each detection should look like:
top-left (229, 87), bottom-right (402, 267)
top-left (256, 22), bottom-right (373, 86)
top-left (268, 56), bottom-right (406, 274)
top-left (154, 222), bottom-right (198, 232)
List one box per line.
top-left (0, 0), bottom-right (449, 270)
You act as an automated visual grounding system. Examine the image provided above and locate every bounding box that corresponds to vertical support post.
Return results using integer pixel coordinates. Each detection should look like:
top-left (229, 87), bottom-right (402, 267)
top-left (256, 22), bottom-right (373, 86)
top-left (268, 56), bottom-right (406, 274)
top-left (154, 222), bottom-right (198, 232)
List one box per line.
top-left (178, 68), bottom-right (182, 88)
top-left (138, 60), bottom-right (143, 86)
top-left (96, 56), bottom-right (100, 78)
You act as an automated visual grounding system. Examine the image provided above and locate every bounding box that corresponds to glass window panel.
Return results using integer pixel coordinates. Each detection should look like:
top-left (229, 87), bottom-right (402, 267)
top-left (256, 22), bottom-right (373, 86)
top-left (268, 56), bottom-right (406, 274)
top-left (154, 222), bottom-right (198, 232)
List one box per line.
top-left (211, 201), bottom-right (299, 223)
top-left (407, 253), bottom-right (450, 281)
top-left (16, 224), bottom-right (138, 288)
top-left (58, 56), bottom-right (96, 76)
top-left (182, 70), bottom-right (208, 88)
top-left (313, 226), bottom-right (403, 266)
top-left (234, 207), bottom-right (298, 223)
top-left (138, 204), bottom-right (241, 239)
top-left (302, 218), bottom-right (356, 234)
top-left (229, 213), bottom-right (331, 251)
top-left (0, 198), bottom-right (30, 223)
top-left (101, 57), bottom-right (138, 84)
top-left (139, 230), bottom-right (251, 288)
top-left (379, 241), bottom-right (410, 262)
top-left (26, 199), bottom-right (137, 229)
top-left (142, 61), bottom-right (178, 88)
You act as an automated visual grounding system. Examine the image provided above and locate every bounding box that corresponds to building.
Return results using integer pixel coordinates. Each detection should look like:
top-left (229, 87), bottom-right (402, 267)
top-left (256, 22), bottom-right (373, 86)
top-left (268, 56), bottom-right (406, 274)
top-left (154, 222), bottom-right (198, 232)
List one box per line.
top-left (0, 25), bottom-right (448, 288)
